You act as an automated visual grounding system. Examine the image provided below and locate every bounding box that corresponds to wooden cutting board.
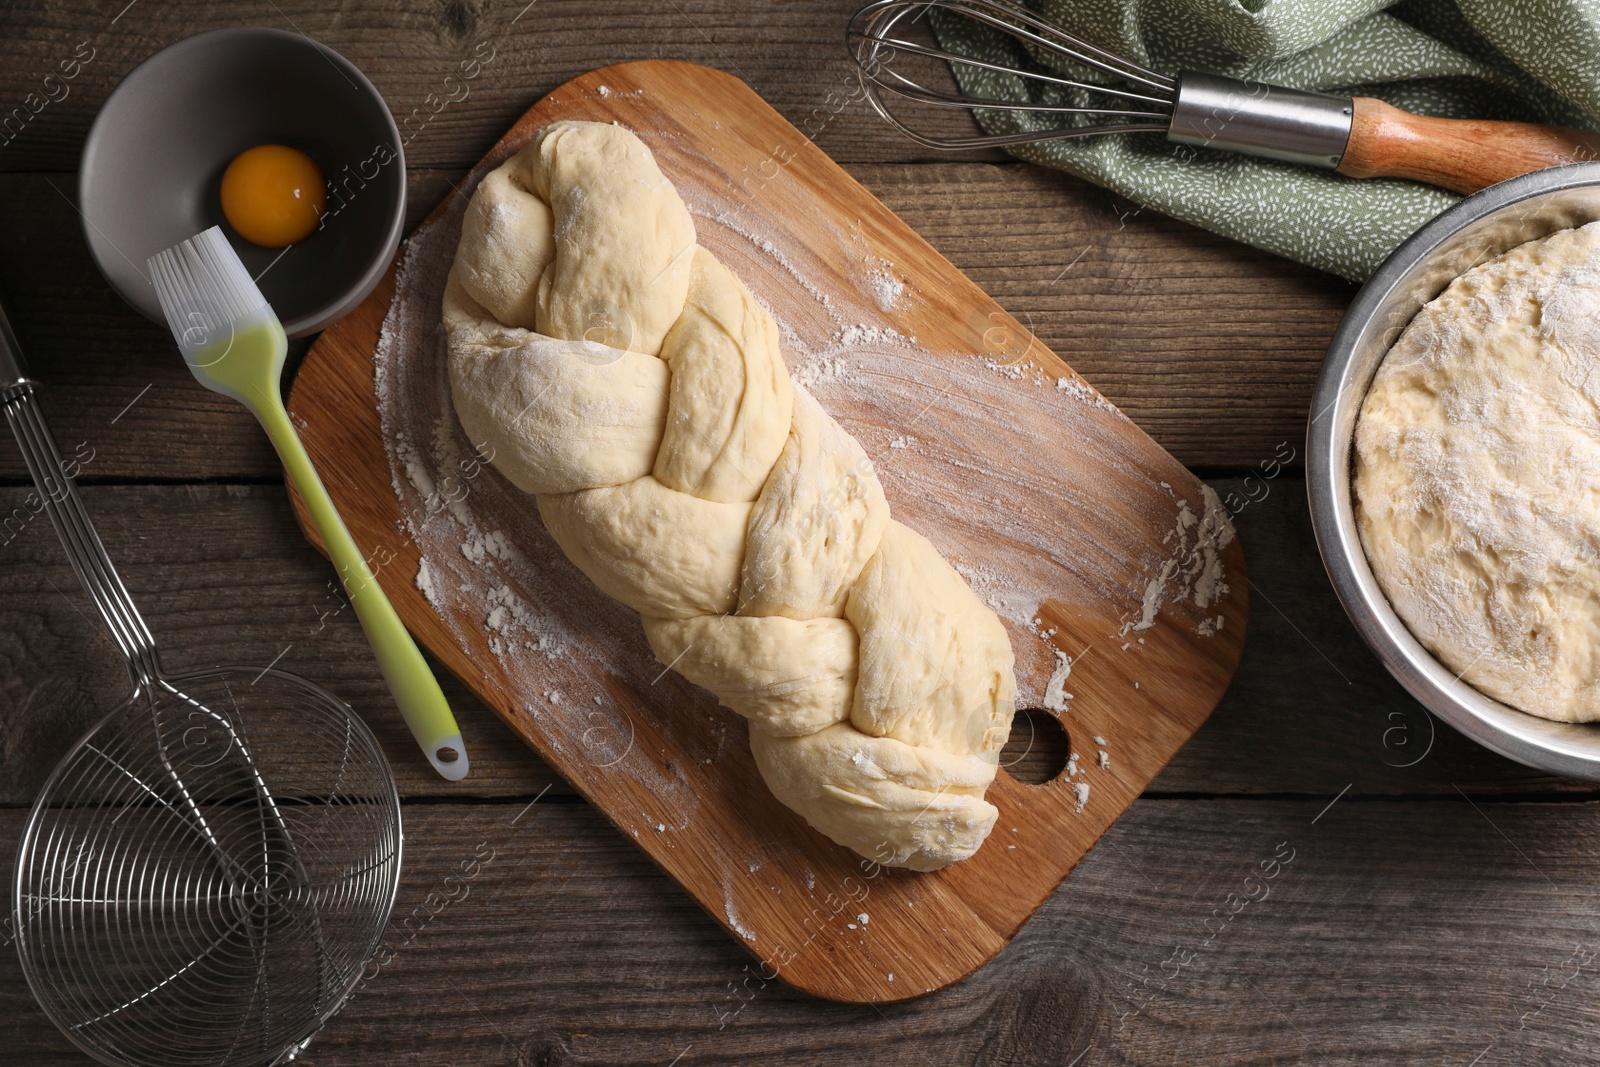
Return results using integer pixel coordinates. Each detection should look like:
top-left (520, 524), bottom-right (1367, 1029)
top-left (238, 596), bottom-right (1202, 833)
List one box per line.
top-left (285, 60), bottom-right (1248, 1003)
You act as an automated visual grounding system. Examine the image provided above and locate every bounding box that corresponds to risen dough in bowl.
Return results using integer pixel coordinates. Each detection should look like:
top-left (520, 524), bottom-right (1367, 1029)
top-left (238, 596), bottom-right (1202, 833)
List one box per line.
top-left (1354, 221), bottom-right (1600, 722)
top-left (444, 120), bottom-right (1016, 868)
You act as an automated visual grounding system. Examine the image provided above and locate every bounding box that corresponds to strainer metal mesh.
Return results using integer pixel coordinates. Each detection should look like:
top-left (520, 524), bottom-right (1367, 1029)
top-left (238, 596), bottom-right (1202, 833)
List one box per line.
top-left (13, 667), bottom-right (402, 1067)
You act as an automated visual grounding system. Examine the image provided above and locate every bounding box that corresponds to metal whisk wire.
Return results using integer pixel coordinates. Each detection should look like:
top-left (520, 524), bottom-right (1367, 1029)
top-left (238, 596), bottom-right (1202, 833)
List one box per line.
top-left (847, 0), bottom-right (1177, 150)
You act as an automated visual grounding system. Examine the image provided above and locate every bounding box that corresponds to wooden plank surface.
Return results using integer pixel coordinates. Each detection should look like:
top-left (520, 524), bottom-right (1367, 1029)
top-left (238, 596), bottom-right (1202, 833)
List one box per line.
top-left (0, 0), bottom-right (998, 173)
top-left (0, 0), bottom-right (1591, 1060)
top-left (8, 797), bottom-right (1600, 1066)
top-left (284, 58), bottom-right (1249, 1002)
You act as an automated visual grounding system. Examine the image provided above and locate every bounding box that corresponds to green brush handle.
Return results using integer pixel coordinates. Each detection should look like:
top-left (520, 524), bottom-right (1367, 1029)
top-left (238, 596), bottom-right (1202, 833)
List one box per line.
top-left (256, 396), bottom-right (469, 782)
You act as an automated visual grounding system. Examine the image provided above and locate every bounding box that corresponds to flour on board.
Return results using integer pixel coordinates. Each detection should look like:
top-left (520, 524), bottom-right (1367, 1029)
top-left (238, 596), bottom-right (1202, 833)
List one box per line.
top-left (723, 879), bottom-right (757, 943)
top-left (792, 354), bottom-right (852, 388)
top-left (1043, 650), bottom-right (1073, 713)
top-left (1055, 374), bottom-right (1123, 416)
top-left (416, 558), bottom-right (441, 610)
top-left (1122, 483), bottom-right (1235, 637)
top-left (864, 259), bottom-right (907, 311)
top-left (838, 323), bottom-right (908, 347)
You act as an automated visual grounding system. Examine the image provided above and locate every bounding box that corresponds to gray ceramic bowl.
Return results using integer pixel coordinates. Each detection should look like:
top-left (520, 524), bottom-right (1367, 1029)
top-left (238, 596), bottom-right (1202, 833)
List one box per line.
top-left (80, 27), bottom-right (404, 337)
top-left (1309, 163), bottom-right (1600, 780)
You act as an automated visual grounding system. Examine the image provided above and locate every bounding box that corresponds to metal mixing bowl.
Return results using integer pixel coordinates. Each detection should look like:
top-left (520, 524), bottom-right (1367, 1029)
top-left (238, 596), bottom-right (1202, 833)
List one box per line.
top-left (1309, 163), bottom-right (1600, 780)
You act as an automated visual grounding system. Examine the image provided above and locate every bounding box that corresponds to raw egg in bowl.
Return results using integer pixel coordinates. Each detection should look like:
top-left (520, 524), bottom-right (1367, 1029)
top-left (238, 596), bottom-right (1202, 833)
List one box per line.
top-left (220, 144), bottom-right (328, 248)
top-left (79, 27), bottom-right (405, 336)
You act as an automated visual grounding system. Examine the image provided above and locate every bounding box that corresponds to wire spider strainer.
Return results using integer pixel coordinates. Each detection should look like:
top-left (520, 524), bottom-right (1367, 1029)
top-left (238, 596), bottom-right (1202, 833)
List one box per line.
top-left (2, 301), bottom-right (402, 1066)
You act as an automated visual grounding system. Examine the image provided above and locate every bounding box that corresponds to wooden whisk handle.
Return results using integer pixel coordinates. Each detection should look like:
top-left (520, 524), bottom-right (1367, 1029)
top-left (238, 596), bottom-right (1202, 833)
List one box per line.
top-left (1336, 97), bottom-right (1600, 195)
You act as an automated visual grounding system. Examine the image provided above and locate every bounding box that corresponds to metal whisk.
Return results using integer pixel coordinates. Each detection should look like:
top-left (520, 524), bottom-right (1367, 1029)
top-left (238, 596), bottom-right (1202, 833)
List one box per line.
top-left (848, 0), bottom-right (1181, 149)
top-left (848, 0), bottom-right (1600, 195)
top-left (2, 294), bottom-right (401, 1067)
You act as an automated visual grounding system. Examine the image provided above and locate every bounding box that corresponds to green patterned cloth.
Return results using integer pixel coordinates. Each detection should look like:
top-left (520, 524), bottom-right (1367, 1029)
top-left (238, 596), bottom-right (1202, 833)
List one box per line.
top-left (929, 0), bottom-right (1600, 279)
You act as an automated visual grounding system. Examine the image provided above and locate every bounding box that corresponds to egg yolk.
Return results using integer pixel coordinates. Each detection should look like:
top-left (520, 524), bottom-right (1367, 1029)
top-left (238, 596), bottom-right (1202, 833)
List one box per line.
top-left (220, 144), bottom-right (327, 248)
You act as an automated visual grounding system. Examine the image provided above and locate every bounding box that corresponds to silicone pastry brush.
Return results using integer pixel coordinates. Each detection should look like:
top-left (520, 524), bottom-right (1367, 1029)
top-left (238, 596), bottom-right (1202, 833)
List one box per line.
top-left (149, 226), bottom-right (468, 781)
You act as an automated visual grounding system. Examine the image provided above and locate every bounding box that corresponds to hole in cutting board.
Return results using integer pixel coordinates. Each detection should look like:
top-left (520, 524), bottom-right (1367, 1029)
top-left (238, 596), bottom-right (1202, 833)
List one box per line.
top-left (999, 709), bottom-right (1070, 785)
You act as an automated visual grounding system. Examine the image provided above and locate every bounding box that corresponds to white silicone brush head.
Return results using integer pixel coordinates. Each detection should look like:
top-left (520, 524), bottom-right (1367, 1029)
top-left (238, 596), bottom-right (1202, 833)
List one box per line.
top-left (148, 227), bottom-right (273, 364)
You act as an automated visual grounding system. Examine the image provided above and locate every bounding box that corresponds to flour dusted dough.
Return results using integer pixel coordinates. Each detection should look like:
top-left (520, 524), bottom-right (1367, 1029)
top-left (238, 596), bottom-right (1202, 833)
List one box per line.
top-left (1355, 221), bottom-right (1600, 722)
top-left (445, 121), bottom-right (1015, 869)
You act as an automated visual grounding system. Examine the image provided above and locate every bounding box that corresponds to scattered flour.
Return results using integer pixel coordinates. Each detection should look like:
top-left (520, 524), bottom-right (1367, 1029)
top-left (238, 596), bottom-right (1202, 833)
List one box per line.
top-left (1027, 615), bottom-right (1059, 642)
top-left (462, 528), bottom-right (519, 565)
top-left (952, 560), bottom-right (1040, 630)
top-left (792, 354), bottom-right (852, 388)
top-left (1055, 374), bottom-right (1122, 415)
top-left (838, 323), bottom-right (908, 347)
top-left (1072, 781), bottom-right (1090, 812)
top-left (723, 880), bottom-right (757, 943)
top-left (1042, 650), bottom-right (1073, 713)
top-left (865, 260), bottom-right (906, 311)
top-left (415, 558), bottom-right (441, 609)
top-left (982, 357), bottom-right (1042, 384)
top-left (682, 197), bottom-right (839, 312)
top-left (1122, 483), bottom-right (1236, 637)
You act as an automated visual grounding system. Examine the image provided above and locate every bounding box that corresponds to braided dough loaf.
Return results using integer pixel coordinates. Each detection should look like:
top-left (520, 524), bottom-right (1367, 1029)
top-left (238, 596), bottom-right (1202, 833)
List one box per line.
top-left (444, 120), bottom-right (1015, 870)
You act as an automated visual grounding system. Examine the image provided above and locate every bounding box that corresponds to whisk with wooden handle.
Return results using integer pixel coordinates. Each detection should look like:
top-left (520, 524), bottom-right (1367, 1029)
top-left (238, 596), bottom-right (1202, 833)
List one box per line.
top-left (847, 0), bottom-right (1600, 195)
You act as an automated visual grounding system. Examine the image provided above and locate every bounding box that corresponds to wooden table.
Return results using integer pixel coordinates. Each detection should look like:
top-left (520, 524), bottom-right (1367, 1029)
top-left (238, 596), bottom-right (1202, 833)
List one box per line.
top-left (1, 4), bottom-right (1594, 1065)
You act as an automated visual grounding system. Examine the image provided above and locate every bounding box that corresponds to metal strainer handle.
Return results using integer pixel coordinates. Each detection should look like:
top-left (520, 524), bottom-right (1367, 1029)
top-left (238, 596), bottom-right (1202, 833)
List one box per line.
top-left (0, 296), bottom-right (281, 926)
top-left (0, 298), bottom-right (160, 684)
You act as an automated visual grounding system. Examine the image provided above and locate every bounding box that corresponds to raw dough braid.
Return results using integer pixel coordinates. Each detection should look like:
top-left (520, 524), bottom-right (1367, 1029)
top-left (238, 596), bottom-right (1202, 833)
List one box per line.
top-left (444, 120), bottom-right (1015, 870)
